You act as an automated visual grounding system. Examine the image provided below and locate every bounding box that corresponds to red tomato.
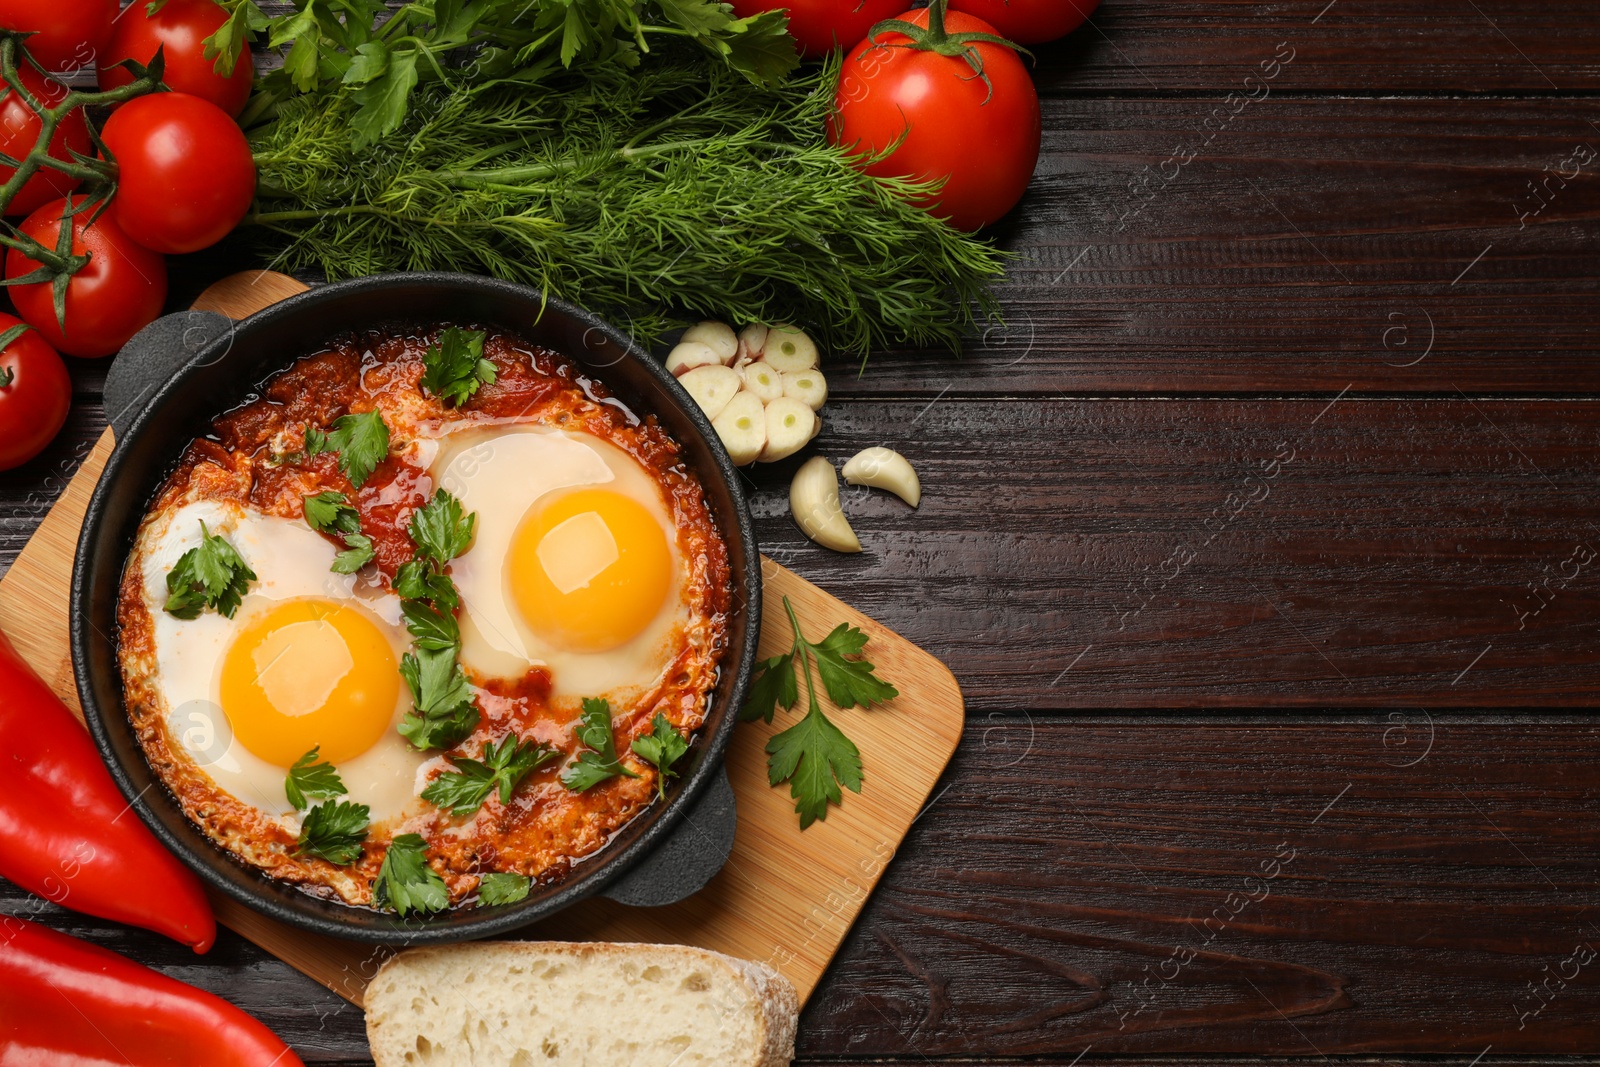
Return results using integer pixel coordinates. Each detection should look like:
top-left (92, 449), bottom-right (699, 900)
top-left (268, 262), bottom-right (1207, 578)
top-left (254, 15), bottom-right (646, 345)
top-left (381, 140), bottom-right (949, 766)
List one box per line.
top-left (0, 312), bottom-right (69, 470)
top-left (5, 196), bottom-right (168, 358)
top-left (0, 65), bottom-right (90, 216)
top-left (830, 7), bottom-right (1041, 231)
top-left (98, 0), bottom-right (253, 118)
top-left (101, 92), bottom-right (256, 254)
top-left (729, 0), bottom-right (906, 58)
top-left (948, 0), bottom-right (1099, 44)
top-left (0, 0), bottom-right (117, 74)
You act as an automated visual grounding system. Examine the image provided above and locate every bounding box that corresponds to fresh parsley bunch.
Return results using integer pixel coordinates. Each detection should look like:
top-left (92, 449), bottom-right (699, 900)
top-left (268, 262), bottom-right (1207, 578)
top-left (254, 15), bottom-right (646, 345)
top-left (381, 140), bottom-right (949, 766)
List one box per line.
top-left (218, 0), bottom-right (797, 146)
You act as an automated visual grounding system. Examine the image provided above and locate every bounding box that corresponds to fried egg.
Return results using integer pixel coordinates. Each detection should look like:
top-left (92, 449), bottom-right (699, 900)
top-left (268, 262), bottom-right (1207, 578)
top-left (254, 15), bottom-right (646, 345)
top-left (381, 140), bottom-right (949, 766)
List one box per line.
top-left (430, 427), bottom-right (687, 702)
top-left (138, 500), bottom-right (431, 825)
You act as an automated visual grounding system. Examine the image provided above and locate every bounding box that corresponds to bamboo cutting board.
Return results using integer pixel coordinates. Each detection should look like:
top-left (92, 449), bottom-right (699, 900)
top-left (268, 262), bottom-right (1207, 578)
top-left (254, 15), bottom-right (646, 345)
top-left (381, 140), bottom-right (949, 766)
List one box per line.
top-left (0, 272), bottom-right (965, 1008)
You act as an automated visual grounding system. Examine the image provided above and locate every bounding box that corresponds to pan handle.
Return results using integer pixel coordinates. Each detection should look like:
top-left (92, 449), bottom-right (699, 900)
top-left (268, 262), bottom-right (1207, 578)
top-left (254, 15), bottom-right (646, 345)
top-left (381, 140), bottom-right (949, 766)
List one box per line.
top-left (104, 311), bottom-right (235, 440)
top-left (600, 765), bottom-right (737, 908)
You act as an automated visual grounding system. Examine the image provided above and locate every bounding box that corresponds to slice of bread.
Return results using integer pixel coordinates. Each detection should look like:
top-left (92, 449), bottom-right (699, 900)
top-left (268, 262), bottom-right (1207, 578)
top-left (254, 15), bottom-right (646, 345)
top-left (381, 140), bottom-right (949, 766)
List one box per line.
top-left (365, 941), bottom-right (799, 1067)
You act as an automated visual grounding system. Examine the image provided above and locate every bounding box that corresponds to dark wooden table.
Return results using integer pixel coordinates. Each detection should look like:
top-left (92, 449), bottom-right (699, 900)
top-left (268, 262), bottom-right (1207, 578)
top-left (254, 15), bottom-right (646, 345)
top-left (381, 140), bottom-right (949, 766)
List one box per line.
top-left (6, 2), bottom-right (1600, 1062)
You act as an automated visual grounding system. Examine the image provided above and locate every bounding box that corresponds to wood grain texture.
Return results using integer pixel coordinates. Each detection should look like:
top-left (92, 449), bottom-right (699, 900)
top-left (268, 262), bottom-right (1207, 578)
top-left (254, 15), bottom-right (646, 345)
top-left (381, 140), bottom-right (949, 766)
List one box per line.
top-left (744, 396), bottom-right (1600, 709)
top-left (1030, 0), bottom-right (1600, 93)
top-left (839, 95), bottom-right (1600, 396)
top-left (0, 273), bottom-right (964, 1011)
top-left (799, 718), bottom-right (1600, 1056)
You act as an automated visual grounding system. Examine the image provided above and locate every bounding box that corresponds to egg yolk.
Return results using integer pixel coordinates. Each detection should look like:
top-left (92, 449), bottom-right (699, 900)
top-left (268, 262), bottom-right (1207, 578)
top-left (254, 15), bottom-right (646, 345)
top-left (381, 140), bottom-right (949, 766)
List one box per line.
top-left (219, 599), bottom-right (400, 767)
top-left (508, 487), bottom-right (673, 653)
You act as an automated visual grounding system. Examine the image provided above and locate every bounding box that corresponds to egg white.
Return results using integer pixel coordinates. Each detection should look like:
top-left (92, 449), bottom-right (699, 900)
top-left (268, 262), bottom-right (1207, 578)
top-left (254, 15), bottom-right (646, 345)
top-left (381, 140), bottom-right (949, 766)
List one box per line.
top-left (431, 426), bottom-right (691, 704)
top-left (140, 500), bottom-right (434, 827)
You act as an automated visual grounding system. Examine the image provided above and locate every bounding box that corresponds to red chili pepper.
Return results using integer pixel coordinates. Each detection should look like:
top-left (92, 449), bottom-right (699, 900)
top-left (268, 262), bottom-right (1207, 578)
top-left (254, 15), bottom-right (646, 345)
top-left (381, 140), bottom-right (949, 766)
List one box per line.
top-left (0, 915), bottom-right (305, 1066)
top-left (0, 627), bottom-right (215, 952)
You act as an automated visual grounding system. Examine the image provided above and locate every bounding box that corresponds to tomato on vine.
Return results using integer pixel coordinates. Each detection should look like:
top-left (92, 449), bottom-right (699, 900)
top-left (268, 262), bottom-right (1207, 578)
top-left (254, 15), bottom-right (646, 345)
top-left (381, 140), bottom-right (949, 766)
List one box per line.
top-left (829, 3), bottom-right (1041, 231)
top-left (0, 0), bottom-right (118, 74)
top-left (5, 196), bottom-right (168, 359)
top-left (99, 0), bottom-right (254, 118)
top-left (729, 0), bottom-right (907, 58)
top-left (102, 92), bottom-right (257, 254)
top-left (947, 0), bottom-right (1099, 44)
top-left (0, 313), bottom-right (68, 471)
top-left (0, 64), bottom-right (89, 217)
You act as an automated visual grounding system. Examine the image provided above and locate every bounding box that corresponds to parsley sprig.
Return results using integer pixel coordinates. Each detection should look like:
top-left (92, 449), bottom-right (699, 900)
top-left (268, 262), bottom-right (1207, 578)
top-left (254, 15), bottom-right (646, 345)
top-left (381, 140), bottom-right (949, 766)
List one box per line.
top-left (421, 734), bottom-right (558, 816)
top-left (285, 746), bottom-right (348, 811)
top-left (302, 490), bottom-right (376, 573)
top-left (631, 713), bottom-right (690, 800)
top-left (560, 699), bottom-right (640, 792)
top-left (374, 833), bottom-right (449, 917)
top-left (164, 522), bottom-right (256, 619)
top-left (477, 872), bottom-right (531, 906)
top-left (741, 596), bottom-right (898, 829)
top-left (421, 327), bottom-right (496, 407)
top-left (396, 490), bottom-right (481, 751)
top-left (296, 798), bottom-right (370, 865)
top-left (305, 410), bottom-right (390, 489)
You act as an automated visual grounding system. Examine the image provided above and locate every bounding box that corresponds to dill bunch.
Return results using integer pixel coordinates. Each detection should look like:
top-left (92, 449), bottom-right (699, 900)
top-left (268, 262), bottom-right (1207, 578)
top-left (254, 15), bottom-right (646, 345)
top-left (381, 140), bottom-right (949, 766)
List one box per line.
top-left (245, 60), bottom-right (1005, 355)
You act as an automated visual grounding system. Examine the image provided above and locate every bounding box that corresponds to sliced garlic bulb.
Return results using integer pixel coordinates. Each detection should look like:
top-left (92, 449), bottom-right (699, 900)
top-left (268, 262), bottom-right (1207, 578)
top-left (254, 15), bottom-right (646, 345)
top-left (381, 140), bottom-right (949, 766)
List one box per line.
top-left (679, 321), bottom-right (738, 363)
top-left (780, 368), bottom-right (827, 411)
top-left (712, 391), bottom-right (766, 466)
top-left (760, 397), bottom-right (815, 463)
top-left (762, 326), bottom-right (819, 373)
top-left (740, 360), bottom-right (784, 403)
top-left (678, 364), bottom-right (740, 420)
top-left (666, 341), bottom-right (725, 377)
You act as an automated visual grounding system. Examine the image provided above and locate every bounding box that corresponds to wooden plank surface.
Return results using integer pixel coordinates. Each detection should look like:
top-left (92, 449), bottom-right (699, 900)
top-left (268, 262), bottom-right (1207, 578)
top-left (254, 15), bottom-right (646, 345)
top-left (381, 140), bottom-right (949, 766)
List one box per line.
top-left (1032, 0), bottom-right (1600, 93)
top-left (4, 2), bottom-right (1600, 1063)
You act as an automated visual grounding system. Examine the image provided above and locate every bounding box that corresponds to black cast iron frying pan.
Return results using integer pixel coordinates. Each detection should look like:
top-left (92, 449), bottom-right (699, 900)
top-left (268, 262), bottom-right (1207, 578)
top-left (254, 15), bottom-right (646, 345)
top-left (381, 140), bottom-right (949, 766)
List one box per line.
top-left (71, 273), bottom-right (760, 945)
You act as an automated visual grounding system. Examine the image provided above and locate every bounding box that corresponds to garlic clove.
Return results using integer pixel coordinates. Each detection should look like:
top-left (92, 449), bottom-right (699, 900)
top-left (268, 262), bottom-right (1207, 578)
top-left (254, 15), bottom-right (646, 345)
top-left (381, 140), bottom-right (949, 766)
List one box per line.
top-left (680, 321), bottom-right (738, 363)
top-left (678, 364), bottom-right (740, 420)
top-left (666, 341), bottom-right (726, 377)
top-left (740, 360), bottom-right (784, 403)
top-left (737, 323), bottom-right (769, 363)
top-left (759, 397), bottom-right (815, 463)
top-left (841, 446), bottom-right (921, 508)
top-left (780, 368), bottom-right (828, 411)
top-left (789, 456), bottom-right (861, 553)
top-left (762, 325), bottom-right (819, 373)
top-left (712, 390), bottom-right (766, 466)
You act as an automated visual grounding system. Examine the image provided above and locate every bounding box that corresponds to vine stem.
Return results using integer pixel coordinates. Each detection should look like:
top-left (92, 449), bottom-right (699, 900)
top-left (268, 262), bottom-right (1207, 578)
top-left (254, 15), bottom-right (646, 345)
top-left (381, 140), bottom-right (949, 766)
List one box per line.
top-left (0, 33), bottom-right (165, 269)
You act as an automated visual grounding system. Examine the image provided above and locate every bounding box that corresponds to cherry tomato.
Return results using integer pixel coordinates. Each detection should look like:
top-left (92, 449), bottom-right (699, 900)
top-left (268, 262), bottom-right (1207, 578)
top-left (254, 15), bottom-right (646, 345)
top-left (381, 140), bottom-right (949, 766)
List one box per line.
top-left (0, 64), bottom-right (89, 217)
top-left (0, 313), bottom-right (69, 470)
top-left (0, 0), bottom-right (117, 74)
top-left (101, 92), bottom-right (255, 254)
top-left (948, 0), bottom-right (1099, 44)
top-left (728, 0), bottom-right (905, 58)
top-left (5, 196), bottom-right (168, 358)
top-left (830, 7), bottom-right (1041, 231)
top-left (99, 0), bottom-right (253, 118)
